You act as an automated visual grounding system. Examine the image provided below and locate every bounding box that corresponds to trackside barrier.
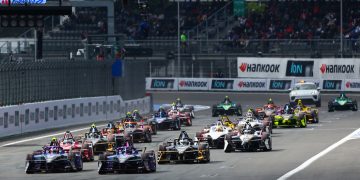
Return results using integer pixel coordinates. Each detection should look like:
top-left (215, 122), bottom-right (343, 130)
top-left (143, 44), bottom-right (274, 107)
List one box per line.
top-left (146, 78), bottom-right (360, 92)
top-left (0, 96), bottom-right (151, 138)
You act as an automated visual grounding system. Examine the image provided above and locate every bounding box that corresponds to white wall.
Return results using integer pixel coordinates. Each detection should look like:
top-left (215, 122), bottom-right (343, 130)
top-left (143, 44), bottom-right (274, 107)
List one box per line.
top-left (0, 95), bottom-right (151, 138)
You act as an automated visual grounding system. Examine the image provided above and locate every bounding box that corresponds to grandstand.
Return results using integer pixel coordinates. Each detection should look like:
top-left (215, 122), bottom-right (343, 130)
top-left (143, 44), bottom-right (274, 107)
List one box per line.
top-left (0, 0), bottom-right (360, 77)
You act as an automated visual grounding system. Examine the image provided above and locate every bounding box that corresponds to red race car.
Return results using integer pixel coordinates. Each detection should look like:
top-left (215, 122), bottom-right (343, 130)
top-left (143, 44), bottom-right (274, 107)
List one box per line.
top-left (59, 131), bottom-right (94, 162)
top-left (168, 108), bottom-right (192, 126)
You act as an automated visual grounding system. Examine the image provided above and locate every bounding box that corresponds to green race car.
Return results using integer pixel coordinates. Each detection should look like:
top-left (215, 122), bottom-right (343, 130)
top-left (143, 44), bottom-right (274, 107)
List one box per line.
top-left (212, 101), bottom-right (242, 117)
top-left (273, 107), bottom-right (307, 128)
top-left (328, 94), bottom-right (358, 112)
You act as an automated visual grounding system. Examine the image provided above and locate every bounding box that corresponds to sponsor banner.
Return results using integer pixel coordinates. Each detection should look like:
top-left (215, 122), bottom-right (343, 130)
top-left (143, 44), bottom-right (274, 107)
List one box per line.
top-left (178, 78), bottom-right (209, 90)
top-left (285, 60), bottom-right (314, 77)
top-left (210, 79), bottom-right (234, 90)
top-left (237, 58), bottom-right (285, 78)
top-left (322, 80), bottom-right (342, 90)
top-left (146, 78), bottom-right (178, 90)
top-left (316, 59), bottom-right (359, 79)
top-left (1, 0), bottom-right (47, 5)
top-left (268, 79), bottom-right (292, 90)
top-left (234, 79), bottom-right (267, 91)
top-left (343, 79), bottom-right (360, 91)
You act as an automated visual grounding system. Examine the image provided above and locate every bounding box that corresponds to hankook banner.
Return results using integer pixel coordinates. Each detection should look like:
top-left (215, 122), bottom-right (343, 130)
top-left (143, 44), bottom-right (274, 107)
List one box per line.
top-left (178, 78), bottom-right (209, 90)
top-left (237, 58), bottom-right (284, 78)
top-left (234, 79), bottom-right (267, 91)
top-left (316, 59), bottom-right (359, 79)
top-left (343, 79), bottom-right (360, 91)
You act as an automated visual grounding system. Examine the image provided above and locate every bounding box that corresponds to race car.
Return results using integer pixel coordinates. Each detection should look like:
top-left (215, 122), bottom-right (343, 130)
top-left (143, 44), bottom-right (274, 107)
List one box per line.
top-left (174, 102), bottom-right (195, 118)
top-left (328, 93), bottom-right (358, 112)
top-left (255, 103), bottom-right (279, 119)
top-left (289, 81), bottom-right (321, 107)
top-left (224, 121), bottom-right (272, 152)
top-left (291, 102), bottom-right (319, 123)
top-left (25, 146), bottom-right (83, 174)
top-left (98, 144), bottom-right (156, 174)
top-left (273, 105), bottom-right (307, 128)
top-left (157, 131), bottom-right (210, 164)
top-left (84, 130), bottom-right (111, 155)
top-left (59, 131), bottom-right (94, 161)
top-left (195, 120), bottom-right (233, 148)
top-left (133, 115), bottom-right (158, 135)
top-left (219, 116), bottom-right (237, 130)
top-left (150, 111), bottom-right (181, 130)
top-left (212, 100), bottom-right (242, 117)
top-left (168, 108), bottom-right (192, 126)
top-left (117, 119), bottom-right (152, 143)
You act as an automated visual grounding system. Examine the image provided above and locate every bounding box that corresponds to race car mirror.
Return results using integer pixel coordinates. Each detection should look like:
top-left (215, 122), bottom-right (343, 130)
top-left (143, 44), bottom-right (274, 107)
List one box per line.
top-left (317, 87), bottom-right (321, 91)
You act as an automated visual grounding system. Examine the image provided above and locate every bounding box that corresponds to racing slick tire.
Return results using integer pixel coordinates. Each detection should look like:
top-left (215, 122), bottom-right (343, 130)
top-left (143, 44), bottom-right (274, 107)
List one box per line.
top-left (224, 135), bottom-right (233, 153)
top-left (212, 105), bottom-right (218, 117)
top-left (151, 124), bottom-right (157, 135)
top-left (174, 119), bottom-right (181, 130)
top-left (98, 154), bottom-right (107, 174)
top-left (328, 103), bottom-right (335, 112)
top-left (352, 101), bottom-right (358, 111)
top-left (311, 110), bottom-right (319, 123)
top-left (142, 150), bottom-right (156, 172)
top-left (145, 131), bottom-right (152, 143)
top-left (236, 104), bottom-right (242, 116)
top-left (198, 144), bottom-right (210, 163)
top-left (157, 145), bottom-right (167, 164)
top-left (315, 100), bottom-right (321, 107)
top-left (263, 137), bottom-right (272, 151)
top-left (25, 154), bottom-right (34, 174)
top-left (186, 118), bottom-right (192, 126)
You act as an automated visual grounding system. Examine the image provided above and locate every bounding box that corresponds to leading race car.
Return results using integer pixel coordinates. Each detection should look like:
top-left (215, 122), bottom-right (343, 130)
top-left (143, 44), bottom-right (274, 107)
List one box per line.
top-left (224, 120), bottom-right (272, 152)
top-left (157, 131), bottom-right (210, 164)
top-left (289, 81), bottom-right (321, 107)
top-left (174, 98), bottom-right (195, 118)
top-left (212, 96), bottom-right (242, 117)
top-left (98, 143), bottom-right (156, 174)
top-left (328, 93), bottom-right (358, 112)
top-left (25, 146), bottom-right (83, 174)
top-left (195, 120), bottom-right (233, 148)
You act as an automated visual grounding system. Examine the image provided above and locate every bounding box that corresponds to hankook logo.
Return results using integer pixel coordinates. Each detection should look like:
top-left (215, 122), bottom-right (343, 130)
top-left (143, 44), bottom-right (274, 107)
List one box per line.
top-left (346, 81), bottom-right (360, 88)
top-left (239, 63), bottom-right (280, 73)
top-left (179, 80), bottom-right (207, 87)
top-left (320, 64), bottom-right (355, 74)
top-left (238, 81), bottom-right (266, 88)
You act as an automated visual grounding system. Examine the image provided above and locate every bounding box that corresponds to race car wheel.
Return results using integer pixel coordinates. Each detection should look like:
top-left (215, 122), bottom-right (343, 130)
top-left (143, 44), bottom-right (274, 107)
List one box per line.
top-left (174, 119), bottom-right (181, 130)
top-left (236, 104), bottom-right (242, 116)
top-left (352, 102), bottom-right (358, 111)
top-left (186, 118), bottom-right (192, 126)
top-left (151, 125), bottom-right (157, 135)
top-left (25, 154), bottom-right (34, 174)
top-left (263, 138), bottom-right (272, 151)
top-left (316, 100), bottom-right (321, 107)
top-left (224, 135), bottom-right (233, 153)
top-left (145, 132), bottom-right (152, 143)
top-left (98, 154), bottom-right (106, 174)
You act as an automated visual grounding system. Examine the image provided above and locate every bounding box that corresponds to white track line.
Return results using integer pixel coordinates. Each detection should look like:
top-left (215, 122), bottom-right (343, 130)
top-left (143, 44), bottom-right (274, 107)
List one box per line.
top-left (0, 124), bottom-right (106, 147)
top-left (278, 127), bottom-right (360, 180)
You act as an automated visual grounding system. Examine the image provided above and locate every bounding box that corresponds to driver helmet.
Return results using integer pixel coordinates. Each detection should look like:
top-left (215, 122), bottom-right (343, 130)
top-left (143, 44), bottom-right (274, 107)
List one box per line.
top-left (268, 98), bottom-right (274, 104)
top-left (245, 109), bottom-right (254, 119)
top-left (91, 123), bottom-right (96, 129)
top-left (159, 106), bottom-right (164, 111)
top-left (297, 99), bottom-right (303, 107)
top-left (51, 137), bottom-right (57, 143)
top-left (126, 112), bottom-right (132, 118)
top-left (225, 96), bottom-right (230, 100)
top-left (176, 98), bottom-right (181, 102)
top-left (340, 92), bottom-right (346, 98)
top-left (216, 125), bottom-right (223, 132)
top-left (133, 109), bottom-right (139, 114)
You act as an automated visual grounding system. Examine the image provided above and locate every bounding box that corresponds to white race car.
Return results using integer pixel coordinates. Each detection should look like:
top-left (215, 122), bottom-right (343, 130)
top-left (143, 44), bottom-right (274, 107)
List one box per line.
top-left (289, 81), bottom-right (321, 107)
top-left (195, 120), bottom-right (232, 148)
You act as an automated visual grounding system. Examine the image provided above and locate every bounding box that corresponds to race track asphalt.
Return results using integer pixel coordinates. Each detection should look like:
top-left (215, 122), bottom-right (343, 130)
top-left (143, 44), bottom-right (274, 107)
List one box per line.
top-left (0, 92), bottom-right (359, 180)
